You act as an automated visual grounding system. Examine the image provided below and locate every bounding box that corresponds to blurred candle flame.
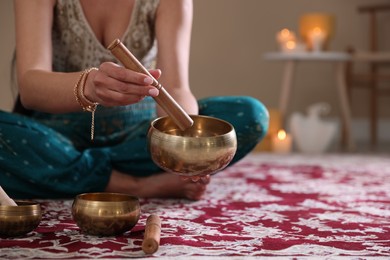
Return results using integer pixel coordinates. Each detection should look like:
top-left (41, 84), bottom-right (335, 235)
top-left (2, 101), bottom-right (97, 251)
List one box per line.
top-left (281, 28), bottom-right (292, 37)
top-left (312, 27), bottom-right (322, 34)
top-left (277, 129), bottom-right (287, 140)
top-left (285, 40), bottom-right (296, 50)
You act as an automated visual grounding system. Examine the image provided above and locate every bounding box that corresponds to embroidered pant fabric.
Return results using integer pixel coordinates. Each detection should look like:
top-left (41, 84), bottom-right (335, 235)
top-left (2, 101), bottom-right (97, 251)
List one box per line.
top-left (0, 96), bottom-right (268, 199)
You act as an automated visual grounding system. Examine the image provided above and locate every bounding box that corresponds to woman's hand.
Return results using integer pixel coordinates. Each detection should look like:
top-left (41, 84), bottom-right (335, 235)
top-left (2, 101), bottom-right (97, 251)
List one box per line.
top-left (84, 62), bottom-right (161, 107)
top-left (182, 175), bottom-right (211, 184)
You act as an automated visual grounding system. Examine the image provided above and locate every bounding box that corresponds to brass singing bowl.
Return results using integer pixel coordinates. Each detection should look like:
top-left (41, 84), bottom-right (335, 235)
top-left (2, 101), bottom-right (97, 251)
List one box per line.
top-left (72, 193), bottom-right (141, 236)
top-left (0, 201), bottom-right (42, 237)
top-left (148, 115), bottom-right (237, 177)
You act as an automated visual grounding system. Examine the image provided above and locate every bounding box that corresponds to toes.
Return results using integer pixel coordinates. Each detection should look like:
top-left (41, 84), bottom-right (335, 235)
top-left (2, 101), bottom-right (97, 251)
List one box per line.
top-left (186, 190), bottom-right (204, 201)
top-left (185, 192), bottom-right (198, 200)
top-left (181, 175), bottom-right (210, 184)
top-left (185, 182), bottom-right (208, 200)
top-left (190, 176), bottom-right (200, 182)
top-left (200, 175), bottom-right (210, 184)
top-left (173, 174), bottom-right (211, 200)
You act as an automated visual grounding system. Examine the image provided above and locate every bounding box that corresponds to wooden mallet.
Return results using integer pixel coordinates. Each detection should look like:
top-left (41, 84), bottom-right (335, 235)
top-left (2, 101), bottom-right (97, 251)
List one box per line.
top-left (142, 214), bottom-right (161, 254)
top-left (108, 39), bottom-right (193, 131)
top-left (0, 186), bottom-right (17, 206)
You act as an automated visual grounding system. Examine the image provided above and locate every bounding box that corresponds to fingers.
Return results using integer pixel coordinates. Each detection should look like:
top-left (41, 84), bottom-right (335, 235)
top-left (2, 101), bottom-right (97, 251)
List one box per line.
top-left (181, 175), bottom-right (211, 184)
top-left (149, 69), bottom-right (162, 80)
top-left (94, 76), bottom-right (154, 106)
top-left (87, 62), bottom-right (160, 106)
top-left (184, 179), bottom-right (208, 201)
top-left (179, 174), bottom-right (211, 201)
top-left (200, 175), bottom-right (211, 184)
top-left (99, 62), bottom-right (149, 83)
top-left (189, 176), bottom-right (200, 182)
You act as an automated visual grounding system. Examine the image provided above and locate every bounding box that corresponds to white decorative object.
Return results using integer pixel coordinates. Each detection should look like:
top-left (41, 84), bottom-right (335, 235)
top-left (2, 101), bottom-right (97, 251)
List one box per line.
top-left (289, 103), bottom-right (338, 153)
top-left (308, 27), bottom-right (326, 52)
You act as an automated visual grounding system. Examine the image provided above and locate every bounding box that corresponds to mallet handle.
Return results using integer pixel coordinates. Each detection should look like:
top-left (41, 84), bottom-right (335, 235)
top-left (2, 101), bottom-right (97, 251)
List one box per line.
top-left (108, 39), bottom-right (193, 130)
top-left (142, 214), bottom-right (161, 254)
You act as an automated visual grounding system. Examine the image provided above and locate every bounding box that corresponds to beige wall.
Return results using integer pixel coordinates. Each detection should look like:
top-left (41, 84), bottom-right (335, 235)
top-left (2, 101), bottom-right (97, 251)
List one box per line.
top-left (0, 0), bottom-right (16, 111)
top-left (1, 0), bottom-right (389, 121)
top-left (189, 0), bottom-right (390, 119)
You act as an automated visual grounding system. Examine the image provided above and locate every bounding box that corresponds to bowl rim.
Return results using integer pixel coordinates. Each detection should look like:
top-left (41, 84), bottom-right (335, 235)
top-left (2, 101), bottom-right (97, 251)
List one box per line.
top-left (0, 200), bottom-right (41, 211)
top-left (150, 115), bottom-right (236, 138)
top-left (74, 192), bottom-right (140, 203)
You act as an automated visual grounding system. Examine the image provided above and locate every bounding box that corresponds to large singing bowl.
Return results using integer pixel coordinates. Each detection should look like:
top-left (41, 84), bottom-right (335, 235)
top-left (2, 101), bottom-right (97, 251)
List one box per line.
top-left (148, 115), bottom-right (237, 177)
top-left (72, 193), bottom-right (140, 236)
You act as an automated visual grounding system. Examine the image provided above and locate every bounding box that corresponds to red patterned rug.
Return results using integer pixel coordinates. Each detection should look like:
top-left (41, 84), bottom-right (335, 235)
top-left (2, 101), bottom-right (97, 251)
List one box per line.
top-left (0, 153), bottom-right (390, 259)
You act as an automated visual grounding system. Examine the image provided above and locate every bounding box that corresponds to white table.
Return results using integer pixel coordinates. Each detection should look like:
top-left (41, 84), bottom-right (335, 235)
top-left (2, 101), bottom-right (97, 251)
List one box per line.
top-left (263, 51), bottom-right (355, 151)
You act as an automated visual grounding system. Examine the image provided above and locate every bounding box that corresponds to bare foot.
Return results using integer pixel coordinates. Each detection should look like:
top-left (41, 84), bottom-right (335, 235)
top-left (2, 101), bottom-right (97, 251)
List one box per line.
top-left (105, 170), bottom-right (210, 200)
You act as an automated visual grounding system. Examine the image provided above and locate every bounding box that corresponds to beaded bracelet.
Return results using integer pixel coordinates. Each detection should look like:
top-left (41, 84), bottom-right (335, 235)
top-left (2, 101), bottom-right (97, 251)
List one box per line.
top-left (74, 67), bottom-right (99, 141)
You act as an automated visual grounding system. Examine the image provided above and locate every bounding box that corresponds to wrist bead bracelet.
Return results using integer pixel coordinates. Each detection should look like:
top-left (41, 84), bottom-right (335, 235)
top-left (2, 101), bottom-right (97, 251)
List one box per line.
top-left (74, 67), bottom-right (99, 141)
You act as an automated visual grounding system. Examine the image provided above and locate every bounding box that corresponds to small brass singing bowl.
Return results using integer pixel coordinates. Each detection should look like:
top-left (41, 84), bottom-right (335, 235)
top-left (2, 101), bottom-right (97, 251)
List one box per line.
top-left (148, 115), bottom-right (237, 177)
top-left (72, 193), bottom-right (141, 236)
top-left (0, 201), bottom-right (42, 237)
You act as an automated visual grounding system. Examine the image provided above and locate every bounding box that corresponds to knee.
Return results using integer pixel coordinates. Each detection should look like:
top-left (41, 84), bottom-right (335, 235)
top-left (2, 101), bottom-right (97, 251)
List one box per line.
top-left (199, 96), bottom-right (269, 165)
top-left (236, 96), bottom-right (269, 141)
top-left (199, 95), bottom-right (269, 141)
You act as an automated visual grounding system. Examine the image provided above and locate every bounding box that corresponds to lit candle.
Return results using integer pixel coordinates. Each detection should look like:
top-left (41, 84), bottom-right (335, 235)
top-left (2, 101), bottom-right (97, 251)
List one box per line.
top-left (308, 27), bottom-right (326, 52)
top-left (299, 13), bottom-right (335, 51)
top-left (272, 129), bottom-right (292, 154)
top-left (276, 29), bottom-right (297, 53)
top-left (282, 40), bottom-right (297, 53)
top-left (276, 28), bottom-right (296, 44)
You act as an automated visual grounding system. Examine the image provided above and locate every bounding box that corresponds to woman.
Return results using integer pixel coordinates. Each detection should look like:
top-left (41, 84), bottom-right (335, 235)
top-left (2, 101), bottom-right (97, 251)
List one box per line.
top-left (0, 0), bottom-right (268, 200)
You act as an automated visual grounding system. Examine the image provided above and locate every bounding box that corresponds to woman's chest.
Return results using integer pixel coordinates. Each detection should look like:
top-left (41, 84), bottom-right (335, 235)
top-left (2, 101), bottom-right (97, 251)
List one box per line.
top-left (79, 0), bottom-right (135, 47)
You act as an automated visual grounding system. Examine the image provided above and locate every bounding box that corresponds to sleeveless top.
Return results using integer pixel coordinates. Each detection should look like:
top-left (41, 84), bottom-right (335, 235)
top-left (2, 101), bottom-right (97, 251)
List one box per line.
top-left (32, 0), bottom-right (160, 145)
top-left (52, 0), bottom-right (159, 71)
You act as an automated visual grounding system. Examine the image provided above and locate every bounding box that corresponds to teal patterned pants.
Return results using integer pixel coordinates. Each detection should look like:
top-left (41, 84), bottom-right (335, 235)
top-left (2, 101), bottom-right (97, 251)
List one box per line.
top-left (0, 96), bottom-right (268, 199)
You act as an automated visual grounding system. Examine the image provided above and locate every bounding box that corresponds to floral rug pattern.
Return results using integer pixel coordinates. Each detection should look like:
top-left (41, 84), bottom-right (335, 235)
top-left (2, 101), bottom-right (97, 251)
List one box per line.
top-left (0, 153), bottom-right (389, 259)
